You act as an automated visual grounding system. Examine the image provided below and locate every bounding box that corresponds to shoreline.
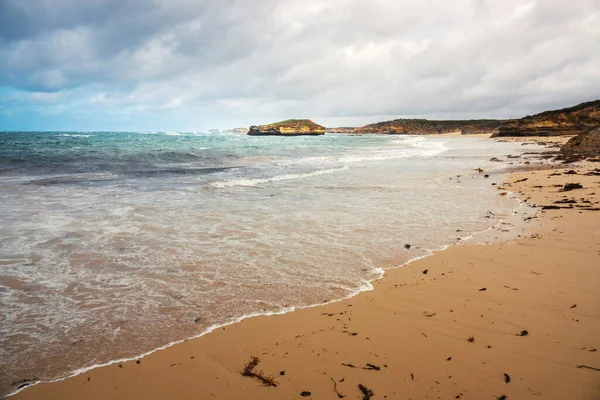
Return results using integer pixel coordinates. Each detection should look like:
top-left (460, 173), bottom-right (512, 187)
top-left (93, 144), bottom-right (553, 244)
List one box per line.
top-left (5, 176), bottom-right (523, 399)
top-left (10, 137), bottom-right (600, 400)
top-left (3, 135), bottom-right (526, 398)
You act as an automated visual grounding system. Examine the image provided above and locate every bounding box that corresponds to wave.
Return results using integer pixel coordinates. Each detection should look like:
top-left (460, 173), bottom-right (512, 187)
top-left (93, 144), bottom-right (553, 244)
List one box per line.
top-left (210, 166), bottom-right (349, 188)
top-left (338, 140), bottom-right (447, 163)
top-left (55, 134), bottom-right (92, 138)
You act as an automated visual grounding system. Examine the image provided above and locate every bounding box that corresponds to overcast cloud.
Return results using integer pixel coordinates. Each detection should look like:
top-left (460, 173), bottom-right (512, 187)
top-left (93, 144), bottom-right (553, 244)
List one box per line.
top-left (1, 0), bottom-right (599, 130)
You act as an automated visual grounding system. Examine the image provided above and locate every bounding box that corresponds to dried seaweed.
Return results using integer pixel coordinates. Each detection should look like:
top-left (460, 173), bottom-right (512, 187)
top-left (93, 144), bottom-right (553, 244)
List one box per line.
top-left (359, 384), bottom-right (374, 400)
top-left (576, 365), bottom-right (600, 372)
top-left (241, 356), bottom-right (278, 387)
top-left (330, 377), bottom-right (346, 398)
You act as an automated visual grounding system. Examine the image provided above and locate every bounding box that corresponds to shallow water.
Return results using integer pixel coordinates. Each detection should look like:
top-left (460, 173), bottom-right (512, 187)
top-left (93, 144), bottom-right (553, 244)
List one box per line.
top-left (0, 132), bottom-right (527, 395)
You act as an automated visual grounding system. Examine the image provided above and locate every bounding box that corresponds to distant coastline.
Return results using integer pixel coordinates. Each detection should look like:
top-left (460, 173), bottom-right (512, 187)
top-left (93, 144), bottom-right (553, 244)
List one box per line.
top-left (247, 99), bottom-right (600, 137)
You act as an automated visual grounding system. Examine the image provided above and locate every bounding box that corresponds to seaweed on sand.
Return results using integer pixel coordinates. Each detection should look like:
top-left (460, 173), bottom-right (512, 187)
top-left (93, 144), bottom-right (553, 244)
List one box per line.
top-left (359, 384), bottom-right (374, 400)
top-left (241, 356), bottom-right (278, 387)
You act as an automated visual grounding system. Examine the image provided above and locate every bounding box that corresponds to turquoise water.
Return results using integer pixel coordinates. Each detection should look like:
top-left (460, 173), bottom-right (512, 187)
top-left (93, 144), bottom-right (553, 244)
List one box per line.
top-left (0, 131), bottom-right (527, 395)
top-left (0, 131), bottom-right (393, 179)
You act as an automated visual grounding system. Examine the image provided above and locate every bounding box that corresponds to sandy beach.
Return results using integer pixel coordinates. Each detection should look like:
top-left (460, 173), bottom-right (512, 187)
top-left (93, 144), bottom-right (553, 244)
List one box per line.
top-left (11, 137), bottom-right (600, 400)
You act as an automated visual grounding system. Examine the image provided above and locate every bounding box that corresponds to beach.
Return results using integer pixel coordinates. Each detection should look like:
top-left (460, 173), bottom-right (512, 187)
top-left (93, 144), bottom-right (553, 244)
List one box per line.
top-left (9, 136), bottom-right (600, 399)
top-left (0, 132), bottom-right (528, 394)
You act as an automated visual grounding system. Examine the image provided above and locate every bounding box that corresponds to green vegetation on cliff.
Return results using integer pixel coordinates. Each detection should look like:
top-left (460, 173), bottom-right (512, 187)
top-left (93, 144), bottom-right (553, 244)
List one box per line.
top-left (248, 119), bottom-right (325, 136)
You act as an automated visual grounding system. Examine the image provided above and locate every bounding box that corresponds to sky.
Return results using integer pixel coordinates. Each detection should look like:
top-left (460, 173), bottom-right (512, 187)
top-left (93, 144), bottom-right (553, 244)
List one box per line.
top-left (0, 0), bottom-right (599, 132)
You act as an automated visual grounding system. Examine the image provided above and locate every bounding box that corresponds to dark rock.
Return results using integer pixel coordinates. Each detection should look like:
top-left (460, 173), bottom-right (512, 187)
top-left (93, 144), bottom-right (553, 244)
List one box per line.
top-left (560, 127), bottom-right (600, 160)
top-left (563, 183), bottom-right (583, 191)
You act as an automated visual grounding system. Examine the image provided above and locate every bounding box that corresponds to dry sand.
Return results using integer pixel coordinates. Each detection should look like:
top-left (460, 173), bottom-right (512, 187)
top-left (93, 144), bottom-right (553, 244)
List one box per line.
top-left (11, 138), bottom-right (600, 400)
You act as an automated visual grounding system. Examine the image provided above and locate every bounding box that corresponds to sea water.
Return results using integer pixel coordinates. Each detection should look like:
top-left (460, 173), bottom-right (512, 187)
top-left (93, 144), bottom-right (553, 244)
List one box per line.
top-left (0, 131), bottom-right (528, 395)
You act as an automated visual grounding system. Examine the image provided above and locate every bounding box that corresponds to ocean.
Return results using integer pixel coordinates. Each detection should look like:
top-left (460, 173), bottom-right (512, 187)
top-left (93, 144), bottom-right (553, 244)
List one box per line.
top-left (0, 131), bottom-right (529, 395)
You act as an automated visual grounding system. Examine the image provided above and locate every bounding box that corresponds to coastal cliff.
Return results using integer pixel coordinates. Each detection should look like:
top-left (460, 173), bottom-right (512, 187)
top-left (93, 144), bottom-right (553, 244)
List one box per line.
top-left (353, 119), bottom-right (503, 135)
top-left (248, 119), bottom-right (325, 136)
top-left (492, 100), bottom-right (600, 137)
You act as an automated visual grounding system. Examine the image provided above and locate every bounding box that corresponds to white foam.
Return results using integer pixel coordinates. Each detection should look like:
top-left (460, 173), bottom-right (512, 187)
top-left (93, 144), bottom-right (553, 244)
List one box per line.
top-left (210, 166), bottom-right (350, 188)
top-left (338, 140), bottom-right (447, 163)
top-left (55, 134), bottom-right (92, 138)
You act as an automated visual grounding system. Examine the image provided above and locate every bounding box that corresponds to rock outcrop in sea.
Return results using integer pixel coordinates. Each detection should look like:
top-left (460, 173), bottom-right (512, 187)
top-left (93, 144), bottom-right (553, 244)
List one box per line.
top-left (560, 127), bottom-right (600, 160)
top-left (352, 119), bottom-right (504, 135)
top-left (248, 119), bottom-right (325, 136)
top-left (492, 100), bottom-right (600, 137)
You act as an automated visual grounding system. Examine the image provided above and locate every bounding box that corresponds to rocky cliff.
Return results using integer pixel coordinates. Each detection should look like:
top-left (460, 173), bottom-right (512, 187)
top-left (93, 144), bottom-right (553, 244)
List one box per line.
top-left (248, 119), bottom-right (325, 136)
top-left (492, 100), bottom-right (600, 137)
top-left (353, 119), bottom-right (503, 135)
top-left (560, 127), bottom-right (600, 160)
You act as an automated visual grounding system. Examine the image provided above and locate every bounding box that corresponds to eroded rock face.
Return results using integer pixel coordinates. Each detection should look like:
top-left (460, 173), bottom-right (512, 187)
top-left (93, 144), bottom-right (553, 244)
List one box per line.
top-left (560, 127), bottom-right (600, 160)
top-left (352, 119), bottom-right (503, 135)
top-left (248, 119), bottom-right (325, 136)
top-left (492, 100), bottom-right (600, 137)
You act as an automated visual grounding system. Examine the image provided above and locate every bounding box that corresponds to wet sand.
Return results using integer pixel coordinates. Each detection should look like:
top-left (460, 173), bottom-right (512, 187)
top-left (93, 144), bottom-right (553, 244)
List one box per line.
top-left (12, 138), bottom-right (600, 400)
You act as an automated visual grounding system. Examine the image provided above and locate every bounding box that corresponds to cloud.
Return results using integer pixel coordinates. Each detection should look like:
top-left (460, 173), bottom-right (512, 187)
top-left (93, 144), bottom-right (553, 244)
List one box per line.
top-left (0, 0), bottom-right (599, 130)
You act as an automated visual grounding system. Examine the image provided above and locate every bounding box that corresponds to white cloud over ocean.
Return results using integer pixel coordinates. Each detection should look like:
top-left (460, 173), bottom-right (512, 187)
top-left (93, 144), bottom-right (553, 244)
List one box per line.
top-left (1, 0), bottom-right (599, 130)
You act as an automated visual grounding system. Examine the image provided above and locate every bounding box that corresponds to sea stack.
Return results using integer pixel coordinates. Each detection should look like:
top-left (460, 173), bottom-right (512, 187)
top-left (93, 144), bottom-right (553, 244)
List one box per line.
top-left (248, 119), bottom-right (325, 136)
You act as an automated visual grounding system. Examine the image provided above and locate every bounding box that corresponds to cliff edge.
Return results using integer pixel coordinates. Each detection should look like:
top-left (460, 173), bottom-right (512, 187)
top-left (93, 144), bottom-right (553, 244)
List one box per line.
top-left (492, 100), bottom-right (600, 137)
top-left (353, 119), bottom-right (503, 135)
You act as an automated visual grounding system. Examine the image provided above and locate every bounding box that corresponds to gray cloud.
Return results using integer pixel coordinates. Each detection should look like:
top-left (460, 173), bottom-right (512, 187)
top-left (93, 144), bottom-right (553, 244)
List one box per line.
top-left (1, 0), bottom-right (599, 129)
